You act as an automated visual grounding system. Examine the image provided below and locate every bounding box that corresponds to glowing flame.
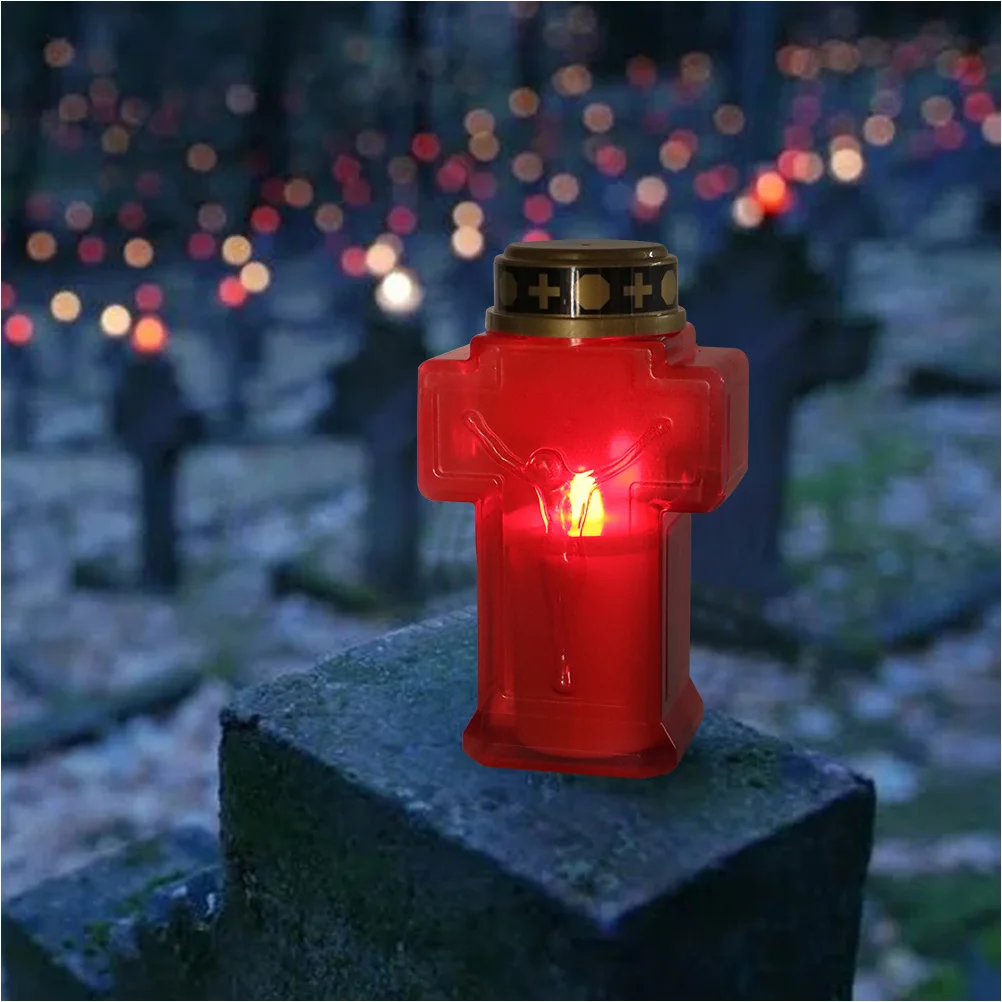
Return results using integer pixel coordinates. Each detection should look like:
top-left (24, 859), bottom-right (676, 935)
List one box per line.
top-left (565, 473), bottom-right (605, 537)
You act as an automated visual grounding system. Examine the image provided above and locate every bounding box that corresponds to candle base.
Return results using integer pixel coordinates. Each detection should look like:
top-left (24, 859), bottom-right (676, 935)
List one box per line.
top-left (462, 677), bottom-right (704, 779)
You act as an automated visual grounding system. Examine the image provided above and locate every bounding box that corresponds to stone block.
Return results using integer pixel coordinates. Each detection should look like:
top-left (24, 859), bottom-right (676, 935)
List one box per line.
top-left (1, 827), bottom-right (219, 1000)
top-left (216, 607), bottom-right (876, 999)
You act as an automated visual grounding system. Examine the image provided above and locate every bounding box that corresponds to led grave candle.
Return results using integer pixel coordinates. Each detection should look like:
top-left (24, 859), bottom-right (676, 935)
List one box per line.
top-left (417, 240), bottom-right (749, 778)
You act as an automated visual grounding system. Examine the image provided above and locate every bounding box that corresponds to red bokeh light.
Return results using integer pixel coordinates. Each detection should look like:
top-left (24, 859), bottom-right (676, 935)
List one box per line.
top-left (340, 246), bottom-right (368, 277)
top-left (935, 120), bottom-right (966, 150)
top-left (343, 179), bottom-right (371, 206)
top-left (187, 232), bottom-right (216, 260)
top-left (26, 193), bottom-right (54, 222)
top-left (437, 156), bottom-right (468, 193)
top-left (218, 276), bottom-right (248, 307)
top-left (260, 177), bottom-right (285, 204)
top-left (78, 235), bottom-right (106, 264)
top-left (132, 315), bottom-right (168, 353)
top-left (117, 201), bottom-right (146, 230)
top-left (469, 171), bottom-right (497, 201)
top-left (596, 145), bottom-right (628, 177)
top-left (521, 228), bottom-right (550, 242)
top-left (4, 314), bottom-right (33, 345)
top-left (753, 171), bottom-right (789, 214)
top-left (250, 205), bottom-right (281, 234)
top-left (411, 133), bottom-right (441, 163)
top-left (134, 282), bottom-right (164, 312)
top-left (332, 154), bottom-right (361, 184)
top-left (964, 91), bottom-right (995, 122)
top-left (1, 283), bottom-right (16, 311)
top-left (387, 205), bottom-right (418, 235)
top-left (523, 194), bottom-right (554, 225)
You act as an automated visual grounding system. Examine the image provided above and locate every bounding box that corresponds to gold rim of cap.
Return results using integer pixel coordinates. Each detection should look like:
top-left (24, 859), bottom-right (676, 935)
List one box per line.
top-left (486, 239), bottom-right (686, 338)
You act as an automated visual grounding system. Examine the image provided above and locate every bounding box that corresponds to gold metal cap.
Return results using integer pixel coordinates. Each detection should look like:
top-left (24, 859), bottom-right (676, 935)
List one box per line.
top-left (485, 239), bottom-right (686, 338)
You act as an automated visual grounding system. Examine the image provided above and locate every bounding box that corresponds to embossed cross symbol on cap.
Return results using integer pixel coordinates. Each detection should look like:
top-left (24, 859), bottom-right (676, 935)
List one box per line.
top-left (529, 273), bottom-right (560, 309)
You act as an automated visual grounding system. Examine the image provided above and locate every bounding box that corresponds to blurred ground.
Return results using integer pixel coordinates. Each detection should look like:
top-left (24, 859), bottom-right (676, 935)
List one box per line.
top-left (2, 228), bottom-right (999, 999)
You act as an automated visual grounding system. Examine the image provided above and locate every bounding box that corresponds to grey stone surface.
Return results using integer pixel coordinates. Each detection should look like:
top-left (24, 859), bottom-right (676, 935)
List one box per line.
top-left (217, 606), bottom-right (876, 1000)
top-left (1, 826), bottom-right (219, 1000)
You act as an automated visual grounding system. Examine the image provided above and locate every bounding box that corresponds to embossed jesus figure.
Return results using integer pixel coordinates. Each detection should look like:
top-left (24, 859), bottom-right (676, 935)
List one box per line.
top-left (462, 409), bottom-right (671, 694)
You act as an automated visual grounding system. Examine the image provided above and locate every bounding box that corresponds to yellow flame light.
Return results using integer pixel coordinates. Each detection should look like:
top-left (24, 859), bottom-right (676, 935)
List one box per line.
top-left (565, 474), bottom-right (604, 536)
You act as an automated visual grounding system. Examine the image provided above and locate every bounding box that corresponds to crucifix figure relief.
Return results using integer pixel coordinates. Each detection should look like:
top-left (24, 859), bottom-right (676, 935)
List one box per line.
top-left (462, 408), bottom-right (671, 695)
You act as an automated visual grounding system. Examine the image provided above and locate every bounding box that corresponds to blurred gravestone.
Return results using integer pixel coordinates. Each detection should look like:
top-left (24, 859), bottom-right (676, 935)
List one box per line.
top-left (302, 284), bottom-right (427, 609)
top-left (110, 348), bottom-right (205, 593)
top-left (685, 222), bottom-right (874, 651)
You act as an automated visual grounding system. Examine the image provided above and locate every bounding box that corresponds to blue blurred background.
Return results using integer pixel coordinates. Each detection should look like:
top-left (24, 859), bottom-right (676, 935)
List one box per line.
top-left (1, 4), bottom-right (999, 998)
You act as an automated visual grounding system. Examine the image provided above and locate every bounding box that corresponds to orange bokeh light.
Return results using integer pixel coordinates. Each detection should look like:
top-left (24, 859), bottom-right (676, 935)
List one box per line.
top-left (132, 316), bottom-right (168, 353)
top-left (753, 171), bottom-right (789, 214)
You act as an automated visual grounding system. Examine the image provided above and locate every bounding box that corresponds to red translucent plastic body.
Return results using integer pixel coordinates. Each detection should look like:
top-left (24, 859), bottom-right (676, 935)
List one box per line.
top-left (417, 323), bottom-right (749, 778)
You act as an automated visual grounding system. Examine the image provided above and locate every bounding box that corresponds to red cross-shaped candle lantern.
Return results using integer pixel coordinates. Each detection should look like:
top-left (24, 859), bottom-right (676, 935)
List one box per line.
top-left (418, 240), bottom-right (749, 778)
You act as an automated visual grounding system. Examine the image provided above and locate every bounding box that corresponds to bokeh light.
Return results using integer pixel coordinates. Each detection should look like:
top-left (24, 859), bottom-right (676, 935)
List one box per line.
top-left (754, 171), bottom-right (788, 213)
top-left (100, 304), bottom-right (132, 337)
top-left (713, 104), bottom-right (745, 135)
top-left (240, 262), bottom-right (272, 293)
top-left (187, 232), bottom-right (216, 260)
top-left (315, 203), bottom-right (344, 233)
top-left (4, 314), bottom-right (33, 345)
top-left (982, 114), bottom-right (1001, 145)
top-left (124, 238), bottom-right (154, 268)
top-left (222, 235), bottom-right (253, 266)
top-left (65, 201), bottom-right (94, 231)
top-left (135, 283), bottom-right (164, 312)
top-left (284, 178), bottom-right (314, 209)
top-left (386, 205), bottom-right (417, 235)
top-left (732, 195), bottom-right (765, 229)
top-left (583, 103), bottom-right (614, 133)
top-left (451, 227), bottom-right (484, 259)
top-left (50, 290), bottom-right (82, 323)
top-left (512, 151), bottom-right (544, 183)
top-left (78, 235), bottom-right (106, 265)
top-left (469, 132), bottom-right (501, 162)
top-left (830, 147), bottom-right (865, 182)
top-left (464, 109), bottom-right (495, 135)
top-left (187, 143), bottom-right (218, 172)
top-left (197, 203), bottom-right (227, 232)
top-left (452, 201), bottom-right (484, 228)
top-left (635, 176), bottom-right (669, 209)
top-left (508, 87), bottom-right (540, 118)
top-left (225, 84), bottom-right (256, 115)
top-left (43, 38), bottom-right (74, 68)
top-left (375, 268), bottom-right (423, 315)
top-left (27, 231), bottom-right (57, 262)
top-left (548, 173), bottom-right (580, 204)
top-left (340, 246), bottom-right (368, 277)
top-left (250, 205), bottom-right (281, 233)
top-left (365, 241), bottom-right (399, 277)
top-left (218, 276), bottom-right (248, 308)
top-left (863, 115), bottom-right (896, 146)
top-left (132, 316), bottom-right (168, 353)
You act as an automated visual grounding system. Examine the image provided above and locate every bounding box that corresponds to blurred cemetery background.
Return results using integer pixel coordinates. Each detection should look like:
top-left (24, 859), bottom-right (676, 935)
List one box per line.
top-left (1, 2), bottom-right (999, 998)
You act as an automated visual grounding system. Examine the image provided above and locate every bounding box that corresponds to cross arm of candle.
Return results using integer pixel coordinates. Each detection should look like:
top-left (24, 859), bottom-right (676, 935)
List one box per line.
top-left (592, 418), bottom-right (672, 487)
top-left (461, 409), bottom-right (527, 479)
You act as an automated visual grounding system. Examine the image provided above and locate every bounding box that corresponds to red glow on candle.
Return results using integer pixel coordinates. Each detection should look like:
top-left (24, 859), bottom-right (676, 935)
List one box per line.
top-left (134, 283), bottom-right (164, 312)
top-left (4, 314), bottom-right (33, 345)
top-left (250, 205), bottom-right (280, 234)
top-left (411, 133), bottom-right (441, 163)
top-left (78, 235), bottom-right (106, 265)
top-left (218, 276), bottom-right (247, 307)
top-left (187, 232), bottom-right (216, 260)
top-left (387, 205), bottom-right (418, 235)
